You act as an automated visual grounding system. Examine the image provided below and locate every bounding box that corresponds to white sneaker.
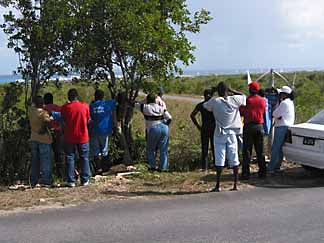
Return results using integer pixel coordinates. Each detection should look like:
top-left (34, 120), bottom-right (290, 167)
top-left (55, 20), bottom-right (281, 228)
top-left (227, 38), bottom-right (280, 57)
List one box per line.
top-left (81, 180), bottom-right (90, 186)
top-left (67, 182), bottom-right (76, 188)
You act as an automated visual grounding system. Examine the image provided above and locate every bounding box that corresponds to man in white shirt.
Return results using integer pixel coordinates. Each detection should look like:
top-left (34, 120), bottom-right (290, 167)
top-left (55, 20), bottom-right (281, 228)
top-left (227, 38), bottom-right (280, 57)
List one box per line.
top-left (204, 82), bottom-right (246, 191)
top-left (268, 86), bottom-right (295, 174)
top-left (135, 94), bottom-right (172, 171)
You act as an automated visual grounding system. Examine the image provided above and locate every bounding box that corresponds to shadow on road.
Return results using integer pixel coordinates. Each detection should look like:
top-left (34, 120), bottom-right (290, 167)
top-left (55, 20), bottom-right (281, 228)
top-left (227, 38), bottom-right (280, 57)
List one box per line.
top-left (101, 190), bottom-right (207, 198)
top-left (200, 167), bottom-right (324, 189)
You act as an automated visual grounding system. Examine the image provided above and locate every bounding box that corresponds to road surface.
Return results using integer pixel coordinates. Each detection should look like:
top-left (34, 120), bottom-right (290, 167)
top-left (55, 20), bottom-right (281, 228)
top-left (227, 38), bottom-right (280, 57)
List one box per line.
top-left (1, 186), bottom-right (324, 242)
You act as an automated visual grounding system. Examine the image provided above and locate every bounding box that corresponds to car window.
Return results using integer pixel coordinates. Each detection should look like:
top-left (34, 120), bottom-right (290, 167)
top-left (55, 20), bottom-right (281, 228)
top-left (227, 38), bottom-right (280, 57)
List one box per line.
top-left (308, 110), bottom-right (324, 125)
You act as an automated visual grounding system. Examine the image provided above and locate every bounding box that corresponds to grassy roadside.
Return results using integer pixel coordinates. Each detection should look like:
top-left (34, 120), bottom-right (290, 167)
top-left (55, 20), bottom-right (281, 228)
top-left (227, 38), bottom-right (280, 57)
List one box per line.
top-left (1, 92), bottom-right (324, 213)
top-left (2, 161), bottom-right (324, 212)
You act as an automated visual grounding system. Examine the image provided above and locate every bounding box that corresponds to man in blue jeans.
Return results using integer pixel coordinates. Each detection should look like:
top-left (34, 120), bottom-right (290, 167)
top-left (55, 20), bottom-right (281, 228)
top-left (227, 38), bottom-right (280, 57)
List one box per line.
top-left (28, 96), bottom-right (53, 187)
top-left (89, 89), bottom-right (117, 174)
top-left (135, 94), bottom-right (172, 171)
top-left (61, 89), bottom-right (91, 187)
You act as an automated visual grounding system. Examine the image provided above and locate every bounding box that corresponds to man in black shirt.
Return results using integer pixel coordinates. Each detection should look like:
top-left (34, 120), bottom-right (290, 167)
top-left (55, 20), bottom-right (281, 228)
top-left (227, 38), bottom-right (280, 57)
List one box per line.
top-left (191, 89), bottom-right (216, 170)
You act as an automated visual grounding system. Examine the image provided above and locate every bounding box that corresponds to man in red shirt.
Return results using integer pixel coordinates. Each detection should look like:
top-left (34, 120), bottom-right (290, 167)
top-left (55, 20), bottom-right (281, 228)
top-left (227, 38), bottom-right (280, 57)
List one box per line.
top-left (61, 89), bottom-right (91, 187)
top-left (44, 93), bottom-right (64, 178)
top-left (241, 82), bottom-right (266, 179)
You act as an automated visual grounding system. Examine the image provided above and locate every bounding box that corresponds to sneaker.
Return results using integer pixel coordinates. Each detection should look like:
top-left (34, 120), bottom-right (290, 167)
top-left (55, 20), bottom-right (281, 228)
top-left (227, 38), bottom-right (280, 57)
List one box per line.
top-left (81, 180), bottom-right (90, 186)
top-left (31, 183), bottom-right (42, 189)
top-left (211, 187), bottom-right (221, 192)
top-left (67, 182), bottom-right (76, 188)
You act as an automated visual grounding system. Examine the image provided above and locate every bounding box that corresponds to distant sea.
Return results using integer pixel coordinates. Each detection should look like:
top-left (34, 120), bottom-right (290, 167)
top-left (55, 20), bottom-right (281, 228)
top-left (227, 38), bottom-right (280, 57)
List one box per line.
top-left (0, 68), bottom-right (323, 84)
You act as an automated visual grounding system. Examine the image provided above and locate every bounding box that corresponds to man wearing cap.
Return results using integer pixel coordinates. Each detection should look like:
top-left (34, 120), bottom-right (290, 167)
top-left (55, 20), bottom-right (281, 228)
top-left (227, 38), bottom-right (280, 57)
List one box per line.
top-left (268, 86), bottom-right (295, 175)
top-left (190, 89), bottom-right (215, 170)
top-left (240, 81), bottom-right (267, 179)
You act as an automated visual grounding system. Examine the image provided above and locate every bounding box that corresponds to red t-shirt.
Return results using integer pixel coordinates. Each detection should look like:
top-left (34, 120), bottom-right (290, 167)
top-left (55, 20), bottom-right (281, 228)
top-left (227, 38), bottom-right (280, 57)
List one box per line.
top-left (45, 104), bottom-right (61, 132)
top-left (61, 101), bottom-right (90, 144)
top-left (241, 95), bottom-right (266, 124)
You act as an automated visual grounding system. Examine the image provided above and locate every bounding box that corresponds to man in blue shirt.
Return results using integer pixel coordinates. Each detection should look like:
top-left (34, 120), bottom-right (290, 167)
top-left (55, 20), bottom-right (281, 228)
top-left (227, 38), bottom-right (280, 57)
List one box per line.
top-left (89, 89), bottom-right (117, 174)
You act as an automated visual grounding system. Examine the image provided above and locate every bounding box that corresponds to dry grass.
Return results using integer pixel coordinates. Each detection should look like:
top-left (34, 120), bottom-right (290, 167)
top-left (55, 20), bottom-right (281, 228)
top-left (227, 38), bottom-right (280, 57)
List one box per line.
top-left (2, 161), bottom-right (324, 212)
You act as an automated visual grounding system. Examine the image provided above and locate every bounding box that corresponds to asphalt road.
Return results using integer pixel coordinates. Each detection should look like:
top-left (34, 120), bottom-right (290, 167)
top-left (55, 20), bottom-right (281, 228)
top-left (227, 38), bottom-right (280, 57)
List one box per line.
top-left (1, 186), bottom-right (324, 243)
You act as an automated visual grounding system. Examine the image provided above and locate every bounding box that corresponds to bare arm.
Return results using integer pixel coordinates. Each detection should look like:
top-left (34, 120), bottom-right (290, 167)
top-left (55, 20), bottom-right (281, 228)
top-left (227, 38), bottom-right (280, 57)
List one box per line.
top-left (228, 87), bottom-right (244, 96)
top-left (190, 107), bottom-right (201, 131)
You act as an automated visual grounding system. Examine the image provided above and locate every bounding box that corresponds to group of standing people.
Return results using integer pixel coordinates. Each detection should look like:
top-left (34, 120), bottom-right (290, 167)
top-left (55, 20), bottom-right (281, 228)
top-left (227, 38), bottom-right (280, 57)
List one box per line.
top-left (28, 88), bottom-right (116, 188)
top-left (191, 81), bottom-right (295, 191)
top-left (28, 80), bottom-right (295, 191)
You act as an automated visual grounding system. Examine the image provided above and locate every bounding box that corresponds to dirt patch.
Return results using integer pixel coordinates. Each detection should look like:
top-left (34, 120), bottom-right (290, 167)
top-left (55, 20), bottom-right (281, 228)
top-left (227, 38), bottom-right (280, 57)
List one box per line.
top-left (1, 161), bottom-right (323, 213)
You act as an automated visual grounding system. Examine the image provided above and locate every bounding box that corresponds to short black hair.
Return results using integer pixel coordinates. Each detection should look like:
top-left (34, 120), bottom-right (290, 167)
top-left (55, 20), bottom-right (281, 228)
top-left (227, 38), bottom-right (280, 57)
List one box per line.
top-left (33, 96), bottom-right (44, 107)
top-left (204, 89), bottom-right (213, 99)
top-left (258, 89), bottom-right (265, 97)
top-left (94, 89), bottom-right (105, 101)
top-left (146, 93), bottom-right (156, 104)
top-left (217, 82), bottom-right (228, 97)
top-left (43, 92), bottom-right (53, 104)
top-left (158, 87), bottom-right (165, 96)
top-left (68, 88), bottom-right (78, 101)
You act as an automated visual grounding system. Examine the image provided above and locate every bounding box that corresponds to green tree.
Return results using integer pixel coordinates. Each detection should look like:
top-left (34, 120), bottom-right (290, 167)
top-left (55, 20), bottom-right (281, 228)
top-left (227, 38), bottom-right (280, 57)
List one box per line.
top-left (1, 0), bottom-right (70, 103)
top-left (66, 0), bottom-right (211, 162)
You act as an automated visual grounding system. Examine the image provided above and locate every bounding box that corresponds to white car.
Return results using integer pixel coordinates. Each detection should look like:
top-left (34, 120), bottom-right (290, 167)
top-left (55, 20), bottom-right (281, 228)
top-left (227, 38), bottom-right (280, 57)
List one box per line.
top-left (283, 110), bottom-right (324, 170)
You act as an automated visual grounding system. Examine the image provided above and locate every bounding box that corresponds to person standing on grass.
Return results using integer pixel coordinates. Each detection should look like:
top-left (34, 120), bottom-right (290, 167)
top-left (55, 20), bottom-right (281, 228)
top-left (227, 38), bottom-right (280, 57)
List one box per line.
top-left (204, 82), bottom-right (246, 192)
top-left (43, 92), bottom-right (65, 179)
top-left (134, 93), bottom-right (172, 172)
top-left (89, 89), bottom-right (117, 175)
top-left (268, 86), bottom-right (295, 175)
top-left (61, 89), bottom-right (91, 187)
top-left (190, 89), bottom-right (215, 170)
top-left (28, 96), bottom-right (53, 187)
top-left (240, 82), bottom-right (267, 180)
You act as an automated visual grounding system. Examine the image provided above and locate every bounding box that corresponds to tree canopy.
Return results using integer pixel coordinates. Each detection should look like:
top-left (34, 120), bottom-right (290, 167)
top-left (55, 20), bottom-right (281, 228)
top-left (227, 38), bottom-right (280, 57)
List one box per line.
top-left (1, 0), bottom-right (212, 162)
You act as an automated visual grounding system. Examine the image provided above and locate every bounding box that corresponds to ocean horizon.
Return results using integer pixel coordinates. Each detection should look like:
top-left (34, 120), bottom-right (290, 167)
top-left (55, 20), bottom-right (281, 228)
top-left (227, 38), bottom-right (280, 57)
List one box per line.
top-left (0, 67), bottom-right (323, 84)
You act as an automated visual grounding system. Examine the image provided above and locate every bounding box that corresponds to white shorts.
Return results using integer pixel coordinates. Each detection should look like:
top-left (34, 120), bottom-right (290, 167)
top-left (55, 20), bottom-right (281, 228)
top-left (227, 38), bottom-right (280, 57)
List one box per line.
top-left (214, 134), bottom-right (240, 167)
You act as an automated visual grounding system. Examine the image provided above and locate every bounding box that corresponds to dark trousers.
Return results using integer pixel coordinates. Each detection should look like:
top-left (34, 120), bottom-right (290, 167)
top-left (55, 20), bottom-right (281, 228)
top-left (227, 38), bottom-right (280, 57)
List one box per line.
top-left (52, 131), bottom-right (65, 178)
top-left (242, 123), bottom-right (266, 176)
top-left (201, 126), bottom-right (215, 169)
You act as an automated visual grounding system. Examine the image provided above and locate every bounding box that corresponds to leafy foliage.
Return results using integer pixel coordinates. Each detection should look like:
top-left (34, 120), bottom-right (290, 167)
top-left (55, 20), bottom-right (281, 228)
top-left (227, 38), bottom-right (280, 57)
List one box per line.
top-left (1, 0), bottom-right (71, 100)
top-left (0, 83), bottom-right (30, 185)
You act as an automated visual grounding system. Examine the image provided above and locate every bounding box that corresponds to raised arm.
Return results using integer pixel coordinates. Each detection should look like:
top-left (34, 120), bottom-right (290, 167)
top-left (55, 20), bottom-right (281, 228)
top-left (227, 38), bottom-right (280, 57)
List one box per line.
top-left (228, 87), bottom-right (244, 96)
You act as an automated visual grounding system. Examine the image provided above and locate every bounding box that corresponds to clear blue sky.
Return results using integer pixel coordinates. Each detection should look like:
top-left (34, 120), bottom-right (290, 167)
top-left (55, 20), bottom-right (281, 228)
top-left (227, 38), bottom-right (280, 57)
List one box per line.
top-left (1, 0), bottom-right (324, 74)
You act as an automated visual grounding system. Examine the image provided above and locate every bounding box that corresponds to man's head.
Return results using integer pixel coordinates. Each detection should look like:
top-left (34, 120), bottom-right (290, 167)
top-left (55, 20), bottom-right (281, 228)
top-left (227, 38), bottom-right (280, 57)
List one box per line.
top-left (158, 87), bottom-right (165, 97)
top-left (33, 96), bottom-right (44, 108)
top-left (278, 86), bottom-right (292, 100)
top-left (258, 89), bottom-right (265, 97)
top-left (217, 82), bottom-right (228, 97)
top-left (68, 88), bottom-right (78, 102)
top-left (203, 89), bottom-right (213, 101)
top-left (94, 89), bottom-right (105, 101)
top-left (43, 92), bottom-right (53, 105)
top-left (146, 93), bottom-right (157, 104)
top-left (248, 81), bottom-right (260, 95)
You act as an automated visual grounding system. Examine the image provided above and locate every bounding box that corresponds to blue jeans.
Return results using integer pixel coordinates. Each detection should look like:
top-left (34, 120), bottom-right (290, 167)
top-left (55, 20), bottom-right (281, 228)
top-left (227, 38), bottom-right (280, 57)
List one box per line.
top-left (268, 126), bottom-right (288, 172)
top-left (90, 135), bottom-right (109, 157)
top-left (147, 123), bottom-right (169, 171)
top-left (65, 142), bottom-right (91, 183)
top-left (30, 141), bottom-right (52, 186)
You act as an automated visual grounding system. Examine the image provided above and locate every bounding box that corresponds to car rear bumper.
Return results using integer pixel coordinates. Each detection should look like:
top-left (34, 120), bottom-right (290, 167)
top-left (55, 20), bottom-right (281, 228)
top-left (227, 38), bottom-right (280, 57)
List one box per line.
top-left (283, 144), bottom-right (324, 169)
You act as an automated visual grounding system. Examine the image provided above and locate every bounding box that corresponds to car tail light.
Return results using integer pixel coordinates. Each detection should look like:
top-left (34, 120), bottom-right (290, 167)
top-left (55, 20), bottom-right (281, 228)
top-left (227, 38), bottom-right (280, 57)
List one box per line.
top-left (285, 129), bottom-right (292, 144)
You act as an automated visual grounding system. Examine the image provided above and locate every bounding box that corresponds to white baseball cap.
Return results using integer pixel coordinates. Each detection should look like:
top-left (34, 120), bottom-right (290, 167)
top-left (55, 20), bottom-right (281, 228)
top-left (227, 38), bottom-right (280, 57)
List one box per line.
top-left (278, 86), bottom-right (292, 94)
